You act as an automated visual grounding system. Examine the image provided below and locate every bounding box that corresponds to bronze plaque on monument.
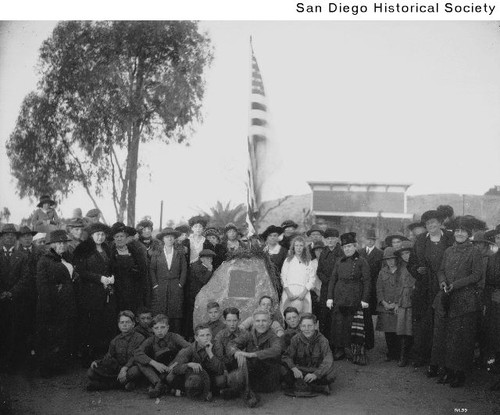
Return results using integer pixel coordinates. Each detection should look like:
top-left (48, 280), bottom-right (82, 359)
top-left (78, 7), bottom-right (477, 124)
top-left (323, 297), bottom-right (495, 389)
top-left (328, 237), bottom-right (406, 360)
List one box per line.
top-left (228, 269), bottom-right (257, 298)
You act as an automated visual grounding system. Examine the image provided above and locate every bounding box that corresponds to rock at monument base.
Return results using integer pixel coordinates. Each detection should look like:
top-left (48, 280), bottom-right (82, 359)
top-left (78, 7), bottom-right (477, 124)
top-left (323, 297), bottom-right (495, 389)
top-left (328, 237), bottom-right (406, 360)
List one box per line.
top-left (193, 257), bottom-right (280, 329)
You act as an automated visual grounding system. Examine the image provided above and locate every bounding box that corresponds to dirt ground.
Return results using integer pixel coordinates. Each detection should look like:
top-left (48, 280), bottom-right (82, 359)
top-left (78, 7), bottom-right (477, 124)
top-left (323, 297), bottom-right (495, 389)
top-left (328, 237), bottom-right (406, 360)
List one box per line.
top-left (4, 331), bottom-right (500, 415)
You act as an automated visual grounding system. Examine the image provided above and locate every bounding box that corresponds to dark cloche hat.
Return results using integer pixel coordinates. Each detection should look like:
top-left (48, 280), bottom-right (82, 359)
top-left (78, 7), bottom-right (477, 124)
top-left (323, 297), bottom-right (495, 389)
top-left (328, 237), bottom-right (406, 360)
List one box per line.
top-left (324, 228), bottom-right (340, 238)
top-left (175, 224), bottom-right (191, 234)
top-left (472, 231), bottom-right (495, 245)
top-left (136, 219), bottom-right (153, 232)
top-left (125, 226), bottom-right (137, 237)
top-left (37, 195), bottom-right (56, 208)
top-left (199, 249), bottom-right (216, 258)
top-left (312, 240), bottom-right (325, 250)
top-left (260, 225), bottom-right (283, 240)
top-left (384, 234), bottom-right (409, 247)
top-left (395, 240), bottom-right (414, 255)
top-left (188, 216), bottom-right (208, 228)
top-left (85, 208), bottom-right (101, 218)
top-left (18, 226), bottom-right (37, 236)
top-left (281, 220), bottom-right (299, 229)
top-left (0, 224), bottom-right (19, 235)
top-left (110, 222), bottom-right (128, 237)
top-left (450, 216), bottom-right (476, 237)
top-left (156, 227), bottom-right (181, 240)
top-left (46, 230), bottom-right (72, 244)
top-left (340, 232), bottom-right (357, 246)
top-left (306, 225), bottom-right (325, 237)
top-left (421, 210), bottom-right (444, 224)
top-left (86, 222), bottom-right (110, 236)
top-left (408, 221), bottom-right (426, 231)
top-left (383, 247), bottom-right (398, 260)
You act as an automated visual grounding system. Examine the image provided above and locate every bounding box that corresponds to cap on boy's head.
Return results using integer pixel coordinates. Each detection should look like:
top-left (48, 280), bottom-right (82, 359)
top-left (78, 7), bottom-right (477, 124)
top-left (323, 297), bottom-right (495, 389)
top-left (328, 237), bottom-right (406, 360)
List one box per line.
top-left (252, 307), bottom-right (270, 319)
top-left (118, 310), bottom-right (135, 322)
top-left (136, 306), bottom-right (152, 316)
top-left (194, 323), bottom-right (211, 336)
top-left (283, 306), bottom-right (299, 317)
top-left (206, 301), bottom-right (220, 310)
top-left (223, 307), bottom-right (240, 319)
top-left (152, 314), bottom-right (169, 326)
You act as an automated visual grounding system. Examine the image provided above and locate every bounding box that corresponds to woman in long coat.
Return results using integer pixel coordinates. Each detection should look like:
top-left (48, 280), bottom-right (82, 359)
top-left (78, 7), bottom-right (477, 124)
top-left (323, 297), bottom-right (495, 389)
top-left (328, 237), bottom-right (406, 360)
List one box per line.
top-left (74, 223), bottom-right (116, 363)
top-left (151, 227), bottom-right (187, 334)
top-left (410, 209), bottom-right (454, 368)
top-left (36, 230), bottom-right (77, 377)
top-left (430, 216), bottom-right (482, 387)
top-left (327, 232), bottom-right (371, 362)
top-left (262, 225), bottom-right (287, 299)
top-left (109, 222), bottom-right (148, 313)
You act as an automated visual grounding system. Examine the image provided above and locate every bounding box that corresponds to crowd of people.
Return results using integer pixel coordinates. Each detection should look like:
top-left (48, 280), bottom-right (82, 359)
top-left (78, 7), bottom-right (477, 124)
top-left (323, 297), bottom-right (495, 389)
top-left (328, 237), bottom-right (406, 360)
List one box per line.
top-left (1, 196), bottom-right (500, 408)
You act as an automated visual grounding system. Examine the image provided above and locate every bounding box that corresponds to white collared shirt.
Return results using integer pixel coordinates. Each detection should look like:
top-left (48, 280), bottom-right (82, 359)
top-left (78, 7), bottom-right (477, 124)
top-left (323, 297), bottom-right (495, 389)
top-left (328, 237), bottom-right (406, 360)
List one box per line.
top-left (164, 247), bottom-right (174, 268)
top-left (366, 246), bottom-right (374, 255)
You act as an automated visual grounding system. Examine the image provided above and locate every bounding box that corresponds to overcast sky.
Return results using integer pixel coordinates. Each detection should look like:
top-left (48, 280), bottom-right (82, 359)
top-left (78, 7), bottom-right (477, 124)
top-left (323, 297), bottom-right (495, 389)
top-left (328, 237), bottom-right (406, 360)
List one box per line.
top-left (1, 21), bottom-right (500, 224)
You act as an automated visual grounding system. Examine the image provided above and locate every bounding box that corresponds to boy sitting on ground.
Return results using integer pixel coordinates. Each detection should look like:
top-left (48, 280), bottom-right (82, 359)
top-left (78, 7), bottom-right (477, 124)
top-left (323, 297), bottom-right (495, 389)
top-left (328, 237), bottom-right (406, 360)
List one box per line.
top-left (168, 324), bottom-right (226, 401)
top-left (87, 310), bottom-right (144, 391)
top-left (282, 306), bottom-right (301, 349)
top-left (205, 301), bottom-right (226, 338)
top-left (282, 313), bottom-right (335, 395)
top-left (239, 295), bottom-right (285, 337)
top-left (214, 307), bottom-right (242, 372)
top-left (134, 307), bottom-right (153, 339)
top-left (134, 314), bottom-right (190, 398)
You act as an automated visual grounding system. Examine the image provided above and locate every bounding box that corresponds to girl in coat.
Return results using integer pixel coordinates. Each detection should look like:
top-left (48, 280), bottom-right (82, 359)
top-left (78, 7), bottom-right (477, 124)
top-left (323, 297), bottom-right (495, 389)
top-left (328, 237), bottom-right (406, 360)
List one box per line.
top-left (74, 223), bottom-right (116, 364)
top-left (280, 235), bottom-right (316, 315)
top-left (150, 227), bottom-right (187, 335)
top-left (36, 230), bottom-right (77, 377)
top-left (430, 216), bottom-right (483, 387)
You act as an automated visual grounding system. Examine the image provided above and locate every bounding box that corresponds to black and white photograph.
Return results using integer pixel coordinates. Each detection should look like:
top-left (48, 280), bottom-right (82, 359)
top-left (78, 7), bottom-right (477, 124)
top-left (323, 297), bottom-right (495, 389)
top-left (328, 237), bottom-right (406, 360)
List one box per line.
top-left (1, 13), bottom-right (500, 415)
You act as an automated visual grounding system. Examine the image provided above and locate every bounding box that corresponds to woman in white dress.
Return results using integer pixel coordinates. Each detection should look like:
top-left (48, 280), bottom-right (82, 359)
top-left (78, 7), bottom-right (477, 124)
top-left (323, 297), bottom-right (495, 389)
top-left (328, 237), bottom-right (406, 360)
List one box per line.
top-left (280, 235), bottom-right (317, 314)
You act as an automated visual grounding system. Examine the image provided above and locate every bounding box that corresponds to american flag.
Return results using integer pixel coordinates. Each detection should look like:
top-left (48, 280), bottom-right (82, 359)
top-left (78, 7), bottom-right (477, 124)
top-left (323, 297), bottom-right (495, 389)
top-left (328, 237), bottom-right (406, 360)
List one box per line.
top-left (246, 39), bottom-right (268, 233)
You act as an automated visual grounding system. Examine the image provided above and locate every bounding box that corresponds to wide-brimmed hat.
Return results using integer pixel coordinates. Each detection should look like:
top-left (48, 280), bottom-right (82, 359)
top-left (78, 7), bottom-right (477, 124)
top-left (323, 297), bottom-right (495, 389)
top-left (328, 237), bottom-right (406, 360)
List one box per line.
top-left (188, 216), bottom-right (208, 229)
top-left (450, 216), bottom-right (477, 237)
top-left (66, 218), bottom-right (85, 228)
top-left (281, 220), bottom-right (299, 230)
top-left (365, 229), bottom-right (377, 240)
top-left (340, 232), bottom-right (356, 246)
top-left (395, 240), bottom-right (414, 255)
top-left (93, 357), bottom-right (120, 378)
top-left (408, 221), bottom-right (426, 232)
top-left (156, 227), bottom-right (181, 240)
top-left (312, 240), bottom-right (325, 250)
top-left (37, 195), bottom-right (56, 208)
top-left (18, 226), bottom-right (37, 236)
top-left (199, 249), bottom-right (216, 258)
top-left (324, 228), bottom-right (340, 238)
top-left (136, 219), bottom-right (153, 232)
top-left (0, 224), bottom-right (19, 236)
top-left (33, 233), bottom-right (46, 243)
top-left (261, 225), bottom-right (283, 240)
top-left (85, 208), bottom-right (101, 218)
top-left (125, 226), bottom-right (137, 237)
top-left (383, 247), bottom-right (398, 260)
top-left (384, 234), bottom-right (409, 247)
top-left (472, 231), bottom-right (495, 245)
top-left (421, 210), bottom-right (444, 224)
top-left (306, 225), bottom-right (325, 237)
top-left (46, 230), bottom-right (72, 244)
top-left (86, 222), bottom-right (110, 236)
top-left (204, 227), bottom-right (220, 239)
top-left (185, 370), bottom-right (211, 400)
top-left (224, 223), bottom-right (238, 233)
top-left (284, 379), bottom-right (319, 398)
top-left (110, 222), bottom-right (128, 237)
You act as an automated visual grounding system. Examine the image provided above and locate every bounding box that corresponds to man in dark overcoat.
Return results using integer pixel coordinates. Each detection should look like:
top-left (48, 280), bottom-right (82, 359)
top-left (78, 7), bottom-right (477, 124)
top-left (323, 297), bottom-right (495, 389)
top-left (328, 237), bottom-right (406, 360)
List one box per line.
top-left (0, 224), bottom-right (30, 372)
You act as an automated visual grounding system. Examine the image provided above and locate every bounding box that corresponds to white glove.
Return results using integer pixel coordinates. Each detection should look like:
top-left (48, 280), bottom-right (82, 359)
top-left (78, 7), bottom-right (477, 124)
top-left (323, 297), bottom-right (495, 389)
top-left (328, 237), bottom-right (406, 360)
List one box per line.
top-left (361, 301), bottom-right (369, 309)
top-left (100, 276), bottom-right (108, 285)
top-left (326, 299), bottom-right (333, 309)
top-left (108, 275), bottom-right (115, 284)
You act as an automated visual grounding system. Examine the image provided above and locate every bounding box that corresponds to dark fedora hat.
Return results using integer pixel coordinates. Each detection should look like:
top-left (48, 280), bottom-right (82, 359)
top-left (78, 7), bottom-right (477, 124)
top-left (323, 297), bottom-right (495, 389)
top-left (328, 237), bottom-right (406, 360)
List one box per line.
top-left (110, 222), bottom-right (128, 237)
top-left (86, 222), bottom-right (110, 236)
top-left (421, 210), bottom-right (444, 224)
top-left (199, 249), bottom-right (216, 258)
top-left (306, 225), bottom-right (325, 237)
top-left (18, 226), bottom-right (37, 236)
top-left (46, 230), bottom-right (72, 244)
top-left (224, 223), bottom-right (238, 233)
top-left (0, 224), bottom-right (19, 236)
top-left (261, 225), bottom-right (283, 240)
top-left (384, 234), bottom-right (409, 248)
top-left (156, 227), bottom-right (181, 240)
top-left (67, 218), bottom-right (85, 228)
top-left (365, 229), bottom-right (377, 240)
top-left (324, 228), bottom-right (340, 238)
top-left (37, 195), bottom-right (56, 208)
top-left (281, 220), bottom-right (299, 230)
top-left (188, 216), bottom-right (208, 228)
top-left (340, 232), bottom-right (356, 246)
